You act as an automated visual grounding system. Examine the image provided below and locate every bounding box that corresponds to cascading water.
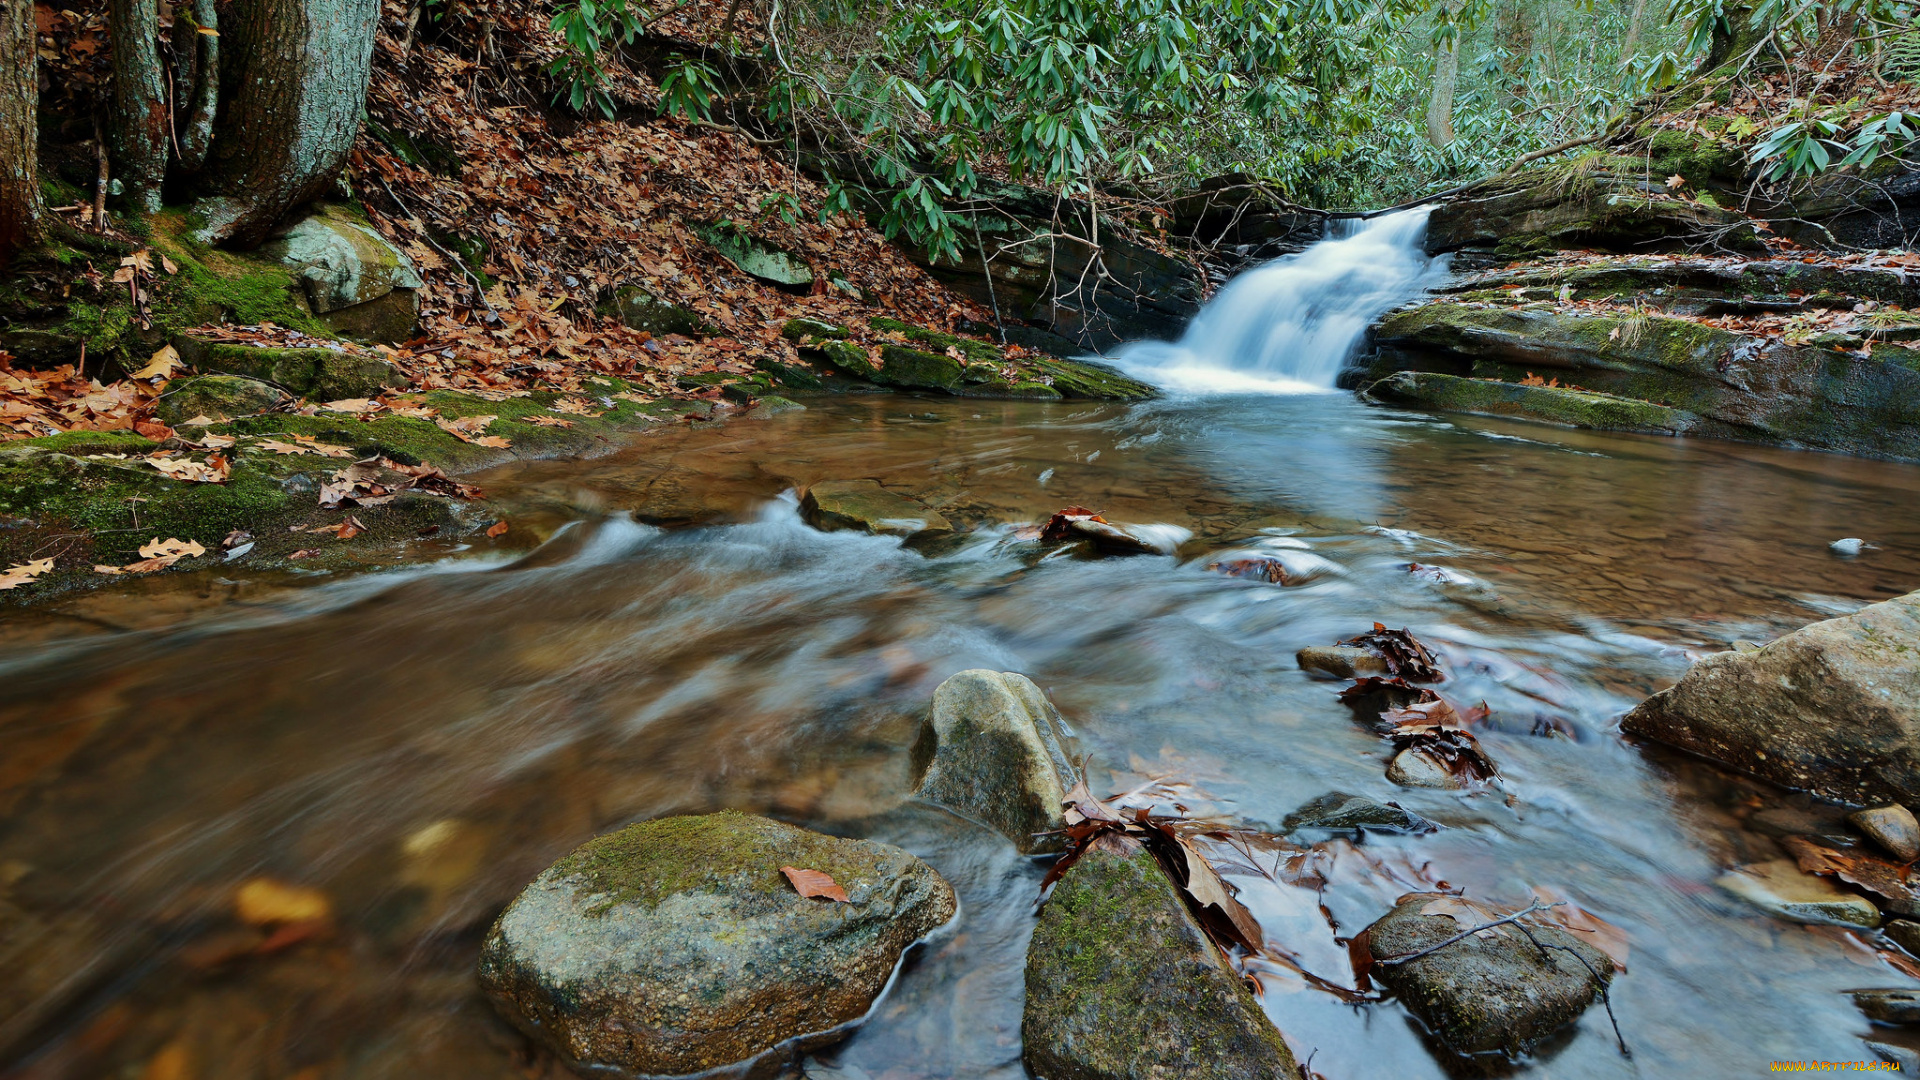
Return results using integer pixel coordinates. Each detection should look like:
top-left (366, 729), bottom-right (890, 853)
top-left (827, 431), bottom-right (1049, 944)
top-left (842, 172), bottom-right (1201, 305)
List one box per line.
top-left (1115, 207), bottom-right (1450, 393)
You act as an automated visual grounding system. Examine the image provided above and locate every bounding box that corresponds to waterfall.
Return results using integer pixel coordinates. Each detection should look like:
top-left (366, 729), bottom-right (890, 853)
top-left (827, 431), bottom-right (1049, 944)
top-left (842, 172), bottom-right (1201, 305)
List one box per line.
top-left (1113, 207), bottom-right (1450, 394)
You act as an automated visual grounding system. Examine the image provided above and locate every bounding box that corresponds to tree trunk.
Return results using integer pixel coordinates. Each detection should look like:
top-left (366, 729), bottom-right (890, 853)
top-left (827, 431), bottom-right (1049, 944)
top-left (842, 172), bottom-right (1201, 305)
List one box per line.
top-left (173, 0), bottom-right (218, 172)
top-left (1426, 22), bottom-right (1460, 147)
top-left (0, 0), bottom-right (39, 266)
top-left (193, 0), bottom-right (377, 246)
top-left (110, 0), bottom-right (168, 214)
top-left (1704, 3), bottom-right (1765, 72)
top-left (1620, 0), bottom-right (1649, 67)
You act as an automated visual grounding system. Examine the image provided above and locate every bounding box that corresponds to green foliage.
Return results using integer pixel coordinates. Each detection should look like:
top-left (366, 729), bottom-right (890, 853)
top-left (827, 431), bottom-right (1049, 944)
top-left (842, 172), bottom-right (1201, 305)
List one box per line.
top-left (660, 54), bottom-right (724, 120)
top-left (549, 0), bottom-right (652, 117)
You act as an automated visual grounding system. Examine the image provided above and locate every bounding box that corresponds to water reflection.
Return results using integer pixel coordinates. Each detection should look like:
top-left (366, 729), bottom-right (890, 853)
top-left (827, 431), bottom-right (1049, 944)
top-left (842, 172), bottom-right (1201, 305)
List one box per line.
top-left (2, 393), bottom-right (1917, 1080)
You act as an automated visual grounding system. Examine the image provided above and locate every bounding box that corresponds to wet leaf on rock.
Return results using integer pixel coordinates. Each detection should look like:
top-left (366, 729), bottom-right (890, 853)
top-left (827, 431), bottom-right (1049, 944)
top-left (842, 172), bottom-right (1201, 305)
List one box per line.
top-left (1337, 676), bottom-right (1440, 721)
top-left (1337, 623), bottom-right (1443, 681)
top-left (780, 866), bottom-right (850, 903)
top-left (486, 521), bottom-right (509, 538)
top-left (1783, 836), bottom-right (1920, 912)
top-left (1207, 556), bottom-right (1291, 584)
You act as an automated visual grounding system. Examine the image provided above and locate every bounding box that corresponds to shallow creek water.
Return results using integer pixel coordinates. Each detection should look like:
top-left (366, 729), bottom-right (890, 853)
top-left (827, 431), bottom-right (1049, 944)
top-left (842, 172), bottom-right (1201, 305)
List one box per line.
top-left (5, 392), bottom-right (1920, 1080)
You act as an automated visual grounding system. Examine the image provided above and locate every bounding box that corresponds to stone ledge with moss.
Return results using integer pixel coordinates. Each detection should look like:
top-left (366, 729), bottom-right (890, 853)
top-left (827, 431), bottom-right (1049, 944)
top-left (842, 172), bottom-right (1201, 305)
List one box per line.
top-left (1366, 371), bottom-right (1700, 435)
top-left (1359, 301), bottom-right (1920, 461)
top-left (0, 377), bottom-right (690, 603)
top-left (477, 811), bottom-right (956, 1079)
top-left (1023, 842), bottom-right (1298, 1080)
top-left (787, 317), bottom-right (1154, 401)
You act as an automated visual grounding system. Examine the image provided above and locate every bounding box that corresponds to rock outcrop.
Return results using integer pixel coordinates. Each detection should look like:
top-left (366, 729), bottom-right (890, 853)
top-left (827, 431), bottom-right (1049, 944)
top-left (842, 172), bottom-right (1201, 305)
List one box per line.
top-left (1365, 894), bottom-right (1614, 1057)
top-left (1023, 842), bottom-right (1297, 1080)
top-left (912, 669), bottom-right (1077, 853)
top-left (263, 204), bottom-right (424, 344)
top-left (1424, 171), bottom-right (1765, 257)
top-left (1622, 589), bottom-right (1920, 805)
top-left (478, 811), bottom-right (955, 1078)
top-left (1360, 303), bottom-right (1920, 460)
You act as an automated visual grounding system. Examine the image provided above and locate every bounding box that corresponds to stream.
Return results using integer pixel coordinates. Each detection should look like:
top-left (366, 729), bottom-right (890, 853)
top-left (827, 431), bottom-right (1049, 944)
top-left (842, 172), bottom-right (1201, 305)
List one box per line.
top-left (5, 217), bottom-right (1920, 1080)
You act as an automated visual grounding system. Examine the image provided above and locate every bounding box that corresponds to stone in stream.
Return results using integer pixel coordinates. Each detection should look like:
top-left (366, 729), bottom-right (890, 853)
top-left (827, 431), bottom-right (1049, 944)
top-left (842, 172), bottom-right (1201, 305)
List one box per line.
top-left (1282, 791), bottom-right (1435, 835)
top-left (801, 480), bottom-right (950, 537)
top-left (1023, 842), bottom-right (1298, 1080)
top-left (1386, 745), bottom-right (1467, 789)
top-left (478, 811), bottom-right (955, 1079)
top-left (1297, 645), bottom-right (1389, 680)
top-left (1888, 919), bottom-right (1920, 957)
top-left (912, 670), bottom-right (1077, 854)
top-left (1363, 894), bottom-right (1614, 1057)
top-left (1853, 989), bottom-right (1920, 1025)
top-left (1851, 805), bottom-right (1920, 863)
top-left (1716, 860), bottom-right (1882, 929)
top-left (1622, 589), bottom-right (1920, 806)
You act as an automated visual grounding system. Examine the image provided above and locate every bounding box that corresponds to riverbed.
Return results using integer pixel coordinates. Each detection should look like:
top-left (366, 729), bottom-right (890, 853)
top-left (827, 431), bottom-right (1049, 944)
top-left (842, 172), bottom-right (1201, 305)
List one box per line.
top-left (3, 391), bottom-right (1919, 1079)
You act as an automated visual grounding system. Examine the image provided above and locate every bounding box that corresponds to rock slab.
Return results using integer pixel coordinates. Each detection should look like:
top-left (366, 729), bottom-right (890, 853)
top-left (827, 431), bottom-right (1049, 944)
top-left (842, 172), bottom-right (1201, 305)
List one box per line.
top-left (1622, 589), bottom-right (1920, 805)
top-left (801, 480), bottom-right (950, 537)
top-left (1024, 843), bottom-right (1297, 1080)
top-left (478, 811), bottom-right (955, 1078)
top-left (913, 669), bottom-right (1075, 854)
top-left (1365, 894), bottom-right (1614, 1056)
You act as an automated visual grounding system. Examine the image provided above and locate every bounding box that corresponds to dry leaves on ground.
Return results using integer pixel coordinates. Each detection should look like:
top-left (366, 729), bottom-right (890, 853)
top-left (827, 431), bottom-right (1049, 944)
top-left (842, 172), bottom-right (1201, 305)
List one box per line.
top-left (0, 559), bottom-right (54, 589)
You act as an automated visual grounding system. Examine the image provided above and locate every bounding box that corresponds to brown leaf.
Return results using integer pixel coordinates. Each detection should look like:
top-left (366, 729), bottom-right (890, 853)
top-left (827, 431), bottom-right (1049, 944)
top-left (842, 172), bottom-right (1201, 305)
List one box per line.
top-left (139, 537), bottom-right (206, 560)
top-left (1783, 836), bottom-right (1920, 911)
top-left (1337, 624), bottom-right (1443, 681)
top-left (289, 548), bottom-right (322, 560)
top-left (1040, 506), bottom-right (1107, 543)
top-left (486, 520), bottom-right (509, 538)
top-left (780, 866), bottom-right (850, 902)
top-left (0, 558), bottom-right (55, 589)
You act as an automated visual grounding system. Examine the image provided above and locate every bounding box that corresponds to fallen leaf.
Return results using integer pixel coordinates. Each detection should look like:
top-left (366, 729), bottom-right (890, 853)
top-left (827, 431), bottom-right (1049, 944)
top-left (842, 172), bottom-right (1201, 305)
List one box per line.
top-left (134, 418), bottom-right (175, 441)
top-left (486, 520), bottom-right (509, 538)
top-left (146, 453), bottom-right (230, 483)
top-left (1783, 836), bottom-right (1920, 913)
top-left (234, 878), bottom-right (332, 926)
top-left (1337, 624), bottom-right (1443, 681)
top-left (780, 866), bottom-right (850, 902)
top-left (325, 516), bottom-right (367, 540)
top-left (140, 537), bottom-right (207, 560)
top-left (321, 398), bottom-right (379, 414)
top-left (522, 414), bottom-right (574, 427)
top-left (0, 558), bottom-right (55, 589)
top-left (288, 548), bottom-right (322, 559)
top-left (223, 529), bottom-right (253, 548)
top-left (131, 344), bottom-right (185, 380)
top-left (92, 564), bottom-right (125, 575)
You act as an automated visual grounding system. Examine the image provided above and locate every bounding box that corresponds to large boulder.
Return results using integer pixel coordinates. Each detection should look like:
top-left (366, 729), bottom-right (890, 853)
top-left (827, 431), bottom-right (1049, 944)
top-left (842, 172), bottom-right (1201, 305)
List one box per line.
top-left (1622, 589), bottom-right (1920, 805)
top-left (1424, 171), bottom-right (1764, 256)
top-left (1024, 842), bottom-right (1297, 1079)
top-left (1364, 894), bottom-right (1613, 1057)
top-left (154, 374), bottom-right (293, 423)
top-left (912, 670), bottom-right (1077, 854)
top-left (478, 811), bottom-right (955, 1078)
top-left (263, 205), bottom-right (424, 344)
top-left (185, 342), bottom-right (407, 402)
top-left (1366, 371), bottom-right (1699, 436)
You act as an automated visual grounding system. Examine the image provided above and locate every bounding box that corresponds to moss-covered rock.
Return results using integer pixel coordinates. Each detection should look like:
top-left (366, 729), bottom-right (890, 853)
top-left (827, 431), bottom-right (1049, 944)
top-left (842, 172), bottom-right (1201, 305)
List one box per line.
top-left (748, 396), bottom-right (806, 418)
top-left (1024, 844), bottom-right (1297, 1080)
top-left (154, 374), bottom-right (294, 423)
top-left (869, 317), bottom-right (1000, 364)
top-left (802, 339), bottom-right (880, 379)
top-left (781, 317), bottom-right (848, 342)
top-left (912, 669), bottom-right (1078, 854)
top-left (191, 343), bottom-right (406, 401)
top-left (875, 345), bottom-right (966, 390)
top-left (1364, 302), bottom-right (1920, 460)
top-left (1425, 170), bottom-right (1765, 256)
top-left (602, 286), bottom-right (716, 337)
top-left (262, 203), bottom-right (423, 314)
top-left (751, 356), bottom-right (823, 391)
top-left (1365, 893), bottom-right (1613, 1057)
top-left (477, 811), bottom-right (955, 1078)
top-left (801, 479), bottom-right (949, 537)
top-left (699, 224), bottom-right (814, 290)
top-left (1367, 371), bottom-right (1698, 434)
top-left (1027, 357), bottom-right (1155, 401)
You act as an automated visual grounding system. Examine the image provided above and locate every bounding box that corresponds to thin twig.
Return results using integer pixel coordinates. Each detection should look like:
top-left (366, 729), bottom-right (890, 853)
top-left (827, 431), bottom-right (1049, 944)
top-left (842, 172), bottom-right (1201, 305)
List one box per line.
top-left (1374, 900), bottom-right (1564, 966)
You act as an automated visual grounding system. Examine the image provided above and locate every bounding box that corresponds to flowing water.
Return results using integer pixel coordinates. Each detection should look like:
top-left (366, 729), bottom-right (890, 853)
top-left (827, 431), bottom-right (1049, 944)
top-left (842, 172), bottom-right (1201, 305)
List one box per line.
top-left (5, 221), bottom-right (1920, 1080)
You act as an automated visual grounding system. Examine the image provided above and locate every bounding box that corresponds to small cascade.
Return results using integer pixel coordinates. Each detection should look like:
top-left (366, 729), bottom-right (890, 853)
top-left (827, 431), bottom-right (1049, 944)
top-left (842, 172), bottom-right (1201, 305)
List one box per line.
top-left (1115, 208), bottom-right (1450, 393)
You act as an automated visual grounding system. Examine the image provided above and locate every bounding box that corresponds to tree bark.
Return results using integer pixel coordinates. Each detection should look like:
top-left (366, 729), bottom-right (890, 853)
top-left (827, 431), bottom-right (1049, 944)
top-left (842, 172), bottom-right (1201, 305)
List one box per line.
top-left (110, 0), bottom-right (168, 213)
top-left (193, 0), bottom-right (377, 246)
top-left (1620, 0), bottom-right (1649, 67)
top-left (0, 0), bottom-right (39, 266)
top-left (173, 0), bottom-right (217, 172)
top-left (1426, 20), bottom-right (1461, 147)
top-left (1704, 3), bottom-right (1765, 72)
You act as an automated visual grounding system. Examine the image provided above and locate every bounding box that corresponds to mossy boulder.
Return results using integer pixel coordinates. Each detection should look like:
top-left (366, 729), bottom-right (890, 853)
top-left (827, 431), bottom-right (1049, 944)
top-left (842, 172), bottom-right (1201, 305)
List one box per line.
top-left (477, 811), bottom-right (955, 1078)
top-left (1282, 791), bottom-right (1434, 835)
top-left (189, 343), bottom-right (406, 401)
top-left (1365, 894), bottom-right (1613, 1057)
top-left (781, 317), bottom-right (848, 342)
top-left (1027, 357), bottom-right (1155, 401)
top-left (699, 225), bottom-right (814, 290)
top-left (1623, 588), bottom-right (1920, 805)
top-left (801, 479), bottom-right (949, 537)
top-left (154, 374), bottom-right (293, 423)
top-left (875, 345), bottom-right (965, 391)
top-left (1366, 371), bottom-right (1698, 435)
top-left (748, 396), bottom-right (806, 418)
top-left (604, 286), bottom-right (716, 337)
top-left (1024, 843), bottom-right (1297, 1079)
top-left (258, 204), bottom-right (423, 344)
top-left (869, 317), bottom-right (1000, 364)
top-left (912, 669), bottom-right (1077, 854)
top-left (802, 339), bottom-right (880, 379)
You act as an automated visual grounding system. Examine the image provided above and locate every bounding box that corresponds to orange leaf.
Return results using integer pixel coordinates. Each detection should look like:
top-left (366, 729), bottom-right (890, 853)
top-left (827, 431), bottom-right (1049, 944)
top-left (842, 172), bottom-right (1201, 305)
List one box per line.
top-left (486, 520), bottom-right (508, 538)
top-left (780, 866), bottom-right (850, 902)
